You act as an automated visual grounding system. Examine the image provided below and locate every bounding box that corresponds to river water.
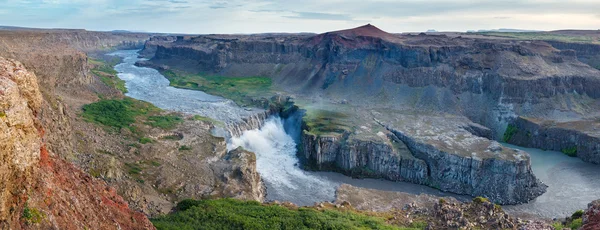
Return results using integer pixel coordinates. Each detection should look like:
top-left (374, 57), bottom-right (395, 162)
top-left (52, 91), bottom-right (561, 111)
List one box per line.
top-left (110, 49), bottom-right (600, 219)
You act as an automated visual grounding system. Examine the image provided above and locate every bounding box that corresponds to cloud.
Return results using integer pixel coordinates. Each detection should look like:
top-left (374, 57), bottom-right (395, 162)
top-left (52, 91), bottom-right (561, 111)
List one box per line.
top-left (284, 11), bottom-right (353, 21)
top-left (494, 16), bottom-right (511, 19)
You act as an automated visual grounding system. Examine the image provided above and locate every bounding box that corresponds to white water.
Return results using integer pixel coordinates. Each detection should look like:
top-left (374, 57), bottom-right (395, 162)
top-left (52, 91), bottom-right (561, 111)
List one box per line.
top-left (227, 117), bottom-right (339, 205)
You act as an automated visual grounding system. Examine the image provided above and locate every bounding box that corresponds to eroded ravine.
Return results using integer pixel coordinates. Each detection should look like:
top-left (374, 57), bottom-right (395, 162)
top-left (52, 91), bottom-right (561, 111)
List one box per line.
top-left (111, 49), bottom-right (600, 218)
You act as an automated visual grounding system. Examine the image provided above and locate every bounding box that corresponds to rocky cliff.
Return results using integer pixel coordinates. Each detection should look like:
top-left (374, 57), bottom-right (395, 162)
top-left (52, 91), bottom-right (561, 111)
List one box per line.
top-left (300, 112), bottom-right (546, 204)
top-left (0, 57), bottom-right (153, 229)
top-left (141, 24), bottom-right (600, 134)
top-left (506, 117), bottom-right (600, 163)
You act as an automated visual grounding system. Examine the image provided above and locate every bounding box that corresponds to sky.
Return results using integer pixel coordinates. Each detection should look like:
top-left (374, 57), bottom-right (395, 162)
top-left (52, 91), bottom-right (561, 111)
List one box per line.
top-left (1, 0), bottom-right (599, 34)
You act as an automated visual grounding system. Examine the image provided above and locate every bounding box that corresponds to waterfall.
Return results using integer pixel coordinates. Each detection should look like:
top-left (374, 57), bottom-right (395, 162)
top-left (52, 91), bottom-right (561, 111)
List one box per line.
top-left (227, 116), bottom-right (338, 205)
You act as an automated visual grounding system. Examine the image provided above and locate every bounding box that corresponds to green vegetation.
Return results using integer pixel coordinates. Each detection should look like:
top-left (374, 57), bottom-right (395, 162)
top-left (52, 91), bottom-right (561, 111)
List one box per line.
top-left (570, 218), bottom-right (583, 229)
top-left (139, 137), bottom-right (154, 144)
top-left (303, 109), bottom-right (351, 136)
top-left (146, 115), bottom-right (183, 129)
top-left (0, 111), bottom-right (6, 118)
top-left (192, 115), bottom-right (224, 126)
top-left (179, 145), bottom-right (192, 151)
top-left (151, 199), bottom-right (420, 230)
top-left (553, 210), bottom-right (585, 230)
top-left (562, 146), bottom-right (578, 157)
top-left (81, 98), bottom-right (160, 130)
top-left (22, 203), bottom-right (45, 224)
top-left (472, 197), bottom-right (489, 203)
top-left (125, 162), bottom-right (142, 175)
top-left (478, 32), bottom-right (599, 44)
top-left (161, 135), bottom-right (182, 140)
top-left (162, 70), bottom-right (272, 106)
top-left (572, 209), bottom-right (584, 219)
top-left (551, 221), bottom-right (565, 230)
top-left (89, 58), bottom-right (128, 93)
top-left (502, 124), bottom-right (519, 142)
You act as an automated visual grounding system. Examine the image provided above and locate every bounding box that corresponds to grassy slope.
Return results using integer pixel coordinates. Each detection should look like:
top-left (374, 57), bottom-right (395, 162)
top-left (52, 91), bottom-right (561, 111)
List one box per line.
top-left (89, 57), bottom-right (128, 93)
top-left (162, 70), bottom-right (272, 106)
top-left (152, 199), bottom-right (423, 230)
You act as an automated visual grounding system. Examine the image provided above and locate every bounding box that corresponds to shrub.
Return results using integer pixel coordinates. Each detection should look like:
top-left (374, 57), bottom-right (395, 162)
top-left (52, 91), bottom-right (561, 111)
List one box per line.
top-left (22, 203), bottom-right (44, 224)
top-left (125, 162), bottom-right (142, 175)
top-left (572, 209), bottom-right (585, 219)
top-left (178, 145), bottom-right (192, 151)
top-left (503, 124), bottom-right (519, 142)
top-left (139, 137), bottom-right (154, 144)
top-left (562, 146), bottom-right (578, 157)
top-left (570, 218), bottom-right (583, 229)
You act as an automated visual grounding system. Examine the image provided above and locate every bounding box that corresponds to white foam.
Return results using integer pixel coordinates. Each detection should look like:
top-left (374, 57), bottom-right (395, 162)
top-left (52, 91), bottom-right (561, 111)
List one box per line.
top-left (228, 117), bottom-right (338, 204)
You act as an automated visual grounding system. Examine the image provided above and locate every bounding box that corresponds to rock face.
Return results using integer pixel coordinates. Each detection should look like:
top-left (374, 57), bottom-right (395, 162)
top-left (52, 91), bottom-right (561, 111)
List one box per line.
top-left (301, 131), bottom-right (428, 185)
top-left (140, 24), bottom-right (600, 134)
top-left (0, 57), bottom-right (153, 229)
top-left (507, 117), bottom-right (600, 164)
top-left (582, 200), bottom-right (600, 230)
top-left (301, 113), bottom-right (546, 204)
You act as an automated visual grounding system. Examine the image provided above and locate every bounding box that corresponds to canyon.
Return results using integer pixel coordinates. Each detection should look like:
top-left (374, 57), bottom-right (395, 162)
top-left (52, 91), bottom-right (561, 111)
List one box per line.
top-left (137, 24), bottom-right (600, 206)
top-left (1, 24), bottom-right (600, 229)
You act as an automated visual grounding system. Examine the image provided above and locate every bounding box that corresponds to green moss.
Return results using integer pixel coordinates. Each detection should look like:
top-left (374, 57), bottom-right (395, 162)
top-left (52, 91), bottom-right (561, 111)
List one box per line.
top-left (161, 70), bottom-right (272, 106)
top-left (139, 137), bottom-right (154, 144)
top-left (151, 198), bottom-right (419, 230)
top-left (146, 115), bottom-right (183, 129)
top-left (179, 145), bottom-right (192, 151)
top-left (0, 111), bottom-right (6, 118)
top-left (303, 109), bottom-right (351, 136)
top-left (562, 146), bottom-right (578, 157)
top-left (192, 115), bottom-right (224, 126)
top-left (473, 197), bottom-right (489, 203)
top-left (22, 203), bottom-right (45, 224)
top-left (503, 124), bottom-right (519, 142)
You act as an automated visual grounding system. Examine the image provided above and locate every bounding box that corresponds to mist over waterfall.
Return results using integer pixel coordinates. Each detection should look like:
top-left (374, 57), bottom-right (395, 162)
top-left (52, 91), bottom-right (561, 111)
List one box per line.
top-left (227, 116), bottom-right (338, 205)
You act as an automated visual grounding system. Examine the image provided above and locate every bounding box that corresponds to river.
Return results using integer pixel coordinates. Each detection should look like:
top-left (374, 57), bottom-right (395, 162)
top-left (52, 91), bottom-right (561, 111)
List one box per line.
top-left (110, 49), bottom-right (600, 219)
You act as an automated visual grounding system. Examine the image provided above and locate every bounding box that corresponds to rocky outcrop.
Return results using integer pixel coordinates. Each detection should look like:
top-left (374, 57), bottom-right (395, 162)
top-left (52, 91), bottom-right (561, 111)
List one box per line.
top-left (0, 57), bottom-right (153, 229)
top-left (301, 112), bottom-right (546, 205)
top-left (335, 184), bottom-right (553, 230)
top-left (546, 40), bottom-right (600, 70)
top-left (301, 131), bottom-right (428, 184)
top-left (582, 200), bottom-right (600, 230)
top-left (506, 117), bottom-right (600, 164)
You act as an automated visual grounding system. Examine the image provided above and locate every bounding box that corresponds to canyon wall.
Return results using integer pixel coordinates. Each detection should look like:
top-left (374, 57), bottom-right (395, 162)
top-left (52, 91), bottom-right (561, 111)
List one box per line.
top-left (0, 56), bottom-right (153, 229)
top-left (506, 117), bottom-right (600, 164)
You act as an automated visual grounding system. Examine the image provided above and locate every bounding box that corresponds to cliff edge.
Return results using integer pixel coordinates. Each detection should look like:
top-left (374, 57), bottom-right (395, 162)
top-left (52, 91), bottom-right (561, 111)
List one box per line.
top-left (0, 57), bottom-right (154, 229)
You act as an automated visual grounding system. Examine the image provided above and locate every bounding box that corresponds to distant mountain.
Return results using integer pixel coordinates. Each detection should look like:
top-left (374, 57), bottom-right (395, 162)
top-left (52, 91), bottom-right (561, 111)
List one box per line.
top-left (468, 28), bottom-right (542, 33)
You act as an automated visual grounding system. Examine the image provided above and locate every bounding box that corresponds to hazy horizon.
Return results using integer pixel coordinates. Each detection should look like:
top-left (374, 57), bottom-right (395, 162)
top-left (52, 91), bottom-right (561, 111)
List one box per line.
top-left (1, 0), bottom-right (599, 34)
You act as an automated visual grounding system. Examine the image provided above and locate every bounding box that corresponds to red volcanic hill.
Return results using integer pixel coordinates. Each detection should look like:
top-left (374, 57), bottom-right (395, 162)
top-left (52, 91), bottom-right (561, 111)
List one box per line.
top-left (308, 24), bottom-right (400, 47)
